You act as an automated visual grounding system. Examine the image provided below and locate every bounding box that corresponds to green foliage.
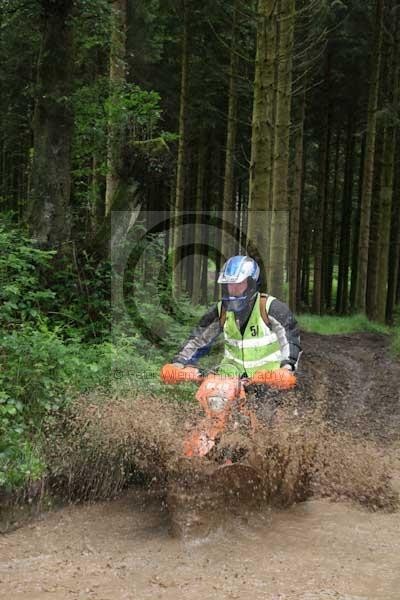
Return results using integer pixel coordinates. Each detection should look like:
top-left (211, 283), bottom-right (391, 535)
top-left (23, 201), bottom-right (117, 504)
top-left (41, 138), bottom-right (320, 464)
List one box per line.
top-left (391, 309), bottom-right (400, 357)
top-left (0, 217), bottom-right (108, 490)
top-left (0, 431), bottom-right (44, 490)
top-left (72, 76), bottom-right (169, 209)
top-left (43, 251), bottom-right (111, 341)
top-left (0, 215), bottom-right (210, 492)
top-left (0, 0), bottom-right (40, 191)
top-left (106, 83), bottom-right (162, 140)
top-left (392, 327), bottom-right (400, 357)
top-left (0, 324), bottom-right (110, 490)
top-left (72, 0), bottom-right (111, 57)
top-left (0, 218), bottom-right (55, 329)
top-left (127, 0), bottom-right (167, 64)
top-left (72, 77), bottom-right (109, 180)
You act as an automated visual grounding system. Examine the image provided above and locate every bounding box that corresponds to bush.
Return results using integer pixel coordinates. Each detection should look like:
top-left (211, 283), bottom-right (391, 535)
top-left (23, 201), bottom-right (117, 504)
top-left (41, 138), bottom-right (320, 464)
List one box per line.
top-left (0, 218), bottom-right (55, 330)
top-left (0, 431), bottom-right (45, 490)
top-left (0, 325), bottom-right (110, 490)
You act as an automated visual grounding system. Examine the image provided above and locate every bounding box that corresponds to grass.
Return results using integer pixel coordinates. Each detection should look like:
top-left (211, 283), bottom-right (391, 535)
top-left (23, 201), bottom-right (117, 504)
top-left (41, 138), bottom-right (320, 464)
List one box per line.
top-left (392, 327), bottom-right (400, 356)
top-left (297, 313), bottom-right (400, 357)
top-left (297, 313), bottom-right (390, 336)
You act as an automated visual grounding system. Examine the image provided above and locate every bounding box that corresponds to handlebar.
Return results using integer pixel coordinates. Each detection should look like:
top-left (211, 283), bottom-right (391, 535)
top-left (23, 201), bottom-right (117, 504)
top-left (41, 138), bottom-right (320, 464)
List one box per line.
top-left (160, 364), bottom-right (296, 390)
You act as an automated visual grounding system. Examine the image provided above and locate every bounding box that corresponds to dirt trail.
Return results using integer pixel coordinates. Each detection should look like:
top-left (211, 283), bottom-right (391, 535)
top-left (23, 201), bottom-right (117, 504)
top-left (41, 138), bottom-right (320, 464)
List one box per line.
top-left (300, 332), bottom-right (400, 441)
top-left (1, 332), bottom-right (400, 600)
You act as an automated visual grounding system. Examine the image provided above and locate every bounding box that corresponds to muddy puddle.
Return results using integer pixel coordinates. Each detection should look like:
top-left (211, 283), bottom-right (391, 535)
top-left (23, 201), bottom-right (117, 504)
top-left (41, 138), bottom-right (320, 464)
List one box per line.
top-left (1, 332), bottom-right (400, 599)
top-left (1, 486), bottom-right (400, 600)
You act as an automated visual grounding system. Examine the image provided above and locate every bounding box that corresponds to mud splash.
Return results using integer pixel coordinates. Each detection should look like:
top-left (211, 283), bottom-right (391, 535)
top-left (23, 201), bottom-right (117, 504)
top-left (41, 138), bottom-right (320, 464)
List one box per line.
top-left (44, 390), bottom-right (398, 540)
top-left (43, 331), bottom-right (400, 536)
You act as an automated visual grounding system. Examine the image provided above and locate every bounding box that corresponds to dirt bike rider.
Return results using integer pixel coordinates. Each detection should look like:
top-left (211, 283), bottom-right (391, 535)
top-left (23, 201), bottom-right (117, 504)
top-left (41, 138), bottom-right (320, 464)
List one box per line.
top-left (170, 256), bottom-right (302, 385)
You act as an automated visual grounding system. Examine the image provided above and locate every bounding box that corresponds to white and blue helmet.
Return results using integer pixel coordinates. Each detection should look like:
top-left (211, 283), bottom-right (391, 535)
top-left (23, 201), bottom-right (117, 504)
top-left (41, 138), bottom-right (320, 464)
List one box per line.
top-left (218, 255), bottom-right (260, 313)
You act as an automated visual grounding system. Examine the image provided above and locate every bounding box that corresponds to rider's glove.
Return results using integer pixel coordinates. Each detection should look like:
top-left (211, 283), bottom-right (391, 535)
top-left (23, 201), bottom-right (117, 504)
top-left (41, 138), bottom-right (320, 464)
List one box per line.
top-left (173, 362), bottom-right (201, 376)
top-left (161, 363), bottom-right (201, 383)
top-left (251, 367), bottom-right (296, 389)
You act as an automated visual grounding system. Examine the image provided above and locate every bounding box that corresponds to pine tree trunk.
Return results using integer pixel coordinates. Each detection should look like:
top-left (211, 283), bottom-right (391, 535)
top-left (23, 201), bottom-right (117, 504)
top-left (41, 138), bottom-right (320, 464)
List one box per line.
top-left (366, 125), bottom-right (384, 319)
top-left (200, 171), bottom-right (210, 306)
top-left (312, 48), bottom-right (331, 314)
top-left (91, 154), bottom-right (104, 235)
top-left (269, 0), bottom-right (295, 299)
top-left (300, 197), bottom-right (312, 308)
top-left (320, 120), bottom-right (333, 311)
top-left (289, 84), bottom-right (305, 311)
top-left (221, 0), bottom-right (239, 261)
top-left (312, 137), bottom-right (327, 315)
top-left (0, 138), bottom-right (6, 200)
top-left (396, 256), bottom-right (400, 305)
top-left (355, 0), bottom-right (384, 313)
top-left (214, 223), bottom-right (223, 302)
top-left (173, 0), bottom-right (190, 297)
top-left (350, 133), bottom-right (366, 309)
top-left (192, 133), bottom-right (206, 304)
top-left (386, 157), bottom-right (400, 322)
top-left (200, 249), bottom-right (209, 305)
top-left (376, 16), bottom-right (400, 322)
top-left (28, 0), bottom-right (74, 246)
top-left (183, 146), bottom-right (195, 294)
top-left (312, 120), bottom-right (331, 312)
top-left (105, 0), bottom-right (128, 216)
top-left (326, 127), bottom-right (342, 310)
top-left (336, 114), bottom-right (355, 314)
top-left (247, 0), bottom-right (277, 291)
top-left (298, 145), bottom-right (308, 306)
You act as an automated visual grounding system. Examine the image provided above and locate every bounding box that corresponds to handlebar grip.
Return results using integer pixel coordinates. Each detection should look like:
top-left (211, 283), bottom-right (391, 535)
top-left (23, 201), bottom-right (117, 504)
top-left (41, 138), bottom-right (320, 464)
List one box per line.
top-left (249, 368), bottom-right (296, 389)
top-left (160, 363), bottom-right (202, 384)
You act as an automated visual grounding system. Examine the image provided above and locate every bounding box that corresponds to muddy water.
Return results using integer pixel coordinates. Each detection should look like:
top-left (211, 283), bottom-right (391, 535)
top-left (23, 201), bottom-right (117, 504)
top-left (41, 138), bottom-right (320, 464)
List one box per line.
top-left (0, 487), bottom-right (399, 600)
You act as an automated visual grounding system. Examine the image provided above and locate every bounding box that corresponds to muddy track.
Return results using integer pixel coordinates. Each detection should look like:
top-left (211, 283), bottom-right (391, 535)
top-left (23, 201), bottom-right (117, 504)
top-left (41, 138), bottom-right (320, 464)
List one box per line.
top-left (299, 332), bottom-right (400, 441)
top-left (1, 332), bottom-right (400, 600)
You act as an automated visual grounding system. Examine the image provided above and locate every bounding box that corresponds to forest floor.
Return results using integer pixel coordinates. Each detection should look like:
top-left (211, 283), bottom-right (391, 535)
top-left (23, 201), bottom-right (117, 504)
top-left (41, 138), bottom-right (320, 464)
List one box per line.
top-left (1, 332), bottom-right (400, 600)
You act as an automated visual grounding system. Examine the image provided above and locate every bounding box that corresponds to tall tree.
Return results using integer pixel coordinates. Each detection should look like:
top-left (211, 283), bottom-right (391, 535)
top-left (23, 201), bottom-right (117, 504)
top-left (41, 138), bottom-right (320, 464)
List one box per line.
top-left (28, 0), bottom-right (74, 246)
top-left (376, 8), bottom-right (400, 322)
top-left (289, 84), bottom-right (306, 311)
top-left (191, 131), bottom-right (206, 304)
top-left (325, 127), bottom-right (342, 310)
top-left (105, 0), bottom-right (128, 216)
top-left (350, 133), bottom-right (366, 310)
top-left (269, 0), bottom-right (296, 299)
top-left (172, 0), bottom-right (190, 296)
top-left (221, 0), bottom-right (239, 262)
top-left (386, 163), bottom-right (400, 322)
top-left (355, 0), bottom-right (384, 313)
top-left (336, 114), bottom-right (355, 314)
top-left (247, 0), bottom-right (277, 289)
top-left (312, 50), bottom-right (332, 315)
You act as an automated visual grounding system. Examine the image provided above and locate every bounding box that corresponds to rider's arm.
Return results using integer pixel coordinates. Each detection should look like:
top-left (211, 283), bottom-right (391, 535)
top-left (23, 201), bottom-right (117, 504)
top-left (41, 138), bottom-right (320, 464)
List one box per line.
top-left (268, 299), bottom-right (302, 371)
top-left (172, 305), bottom-right (223, 366)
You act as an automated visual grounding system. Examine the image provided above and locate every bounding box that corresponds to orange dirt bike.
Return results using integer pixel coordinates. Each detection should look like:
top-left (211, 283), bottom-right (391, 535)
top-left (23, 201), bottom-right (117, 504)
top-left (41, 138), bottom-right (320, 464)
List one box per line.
top-left (160, 364), bottom-right (297, 535)
top-left (161, 364), bottom-right (296, 460)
